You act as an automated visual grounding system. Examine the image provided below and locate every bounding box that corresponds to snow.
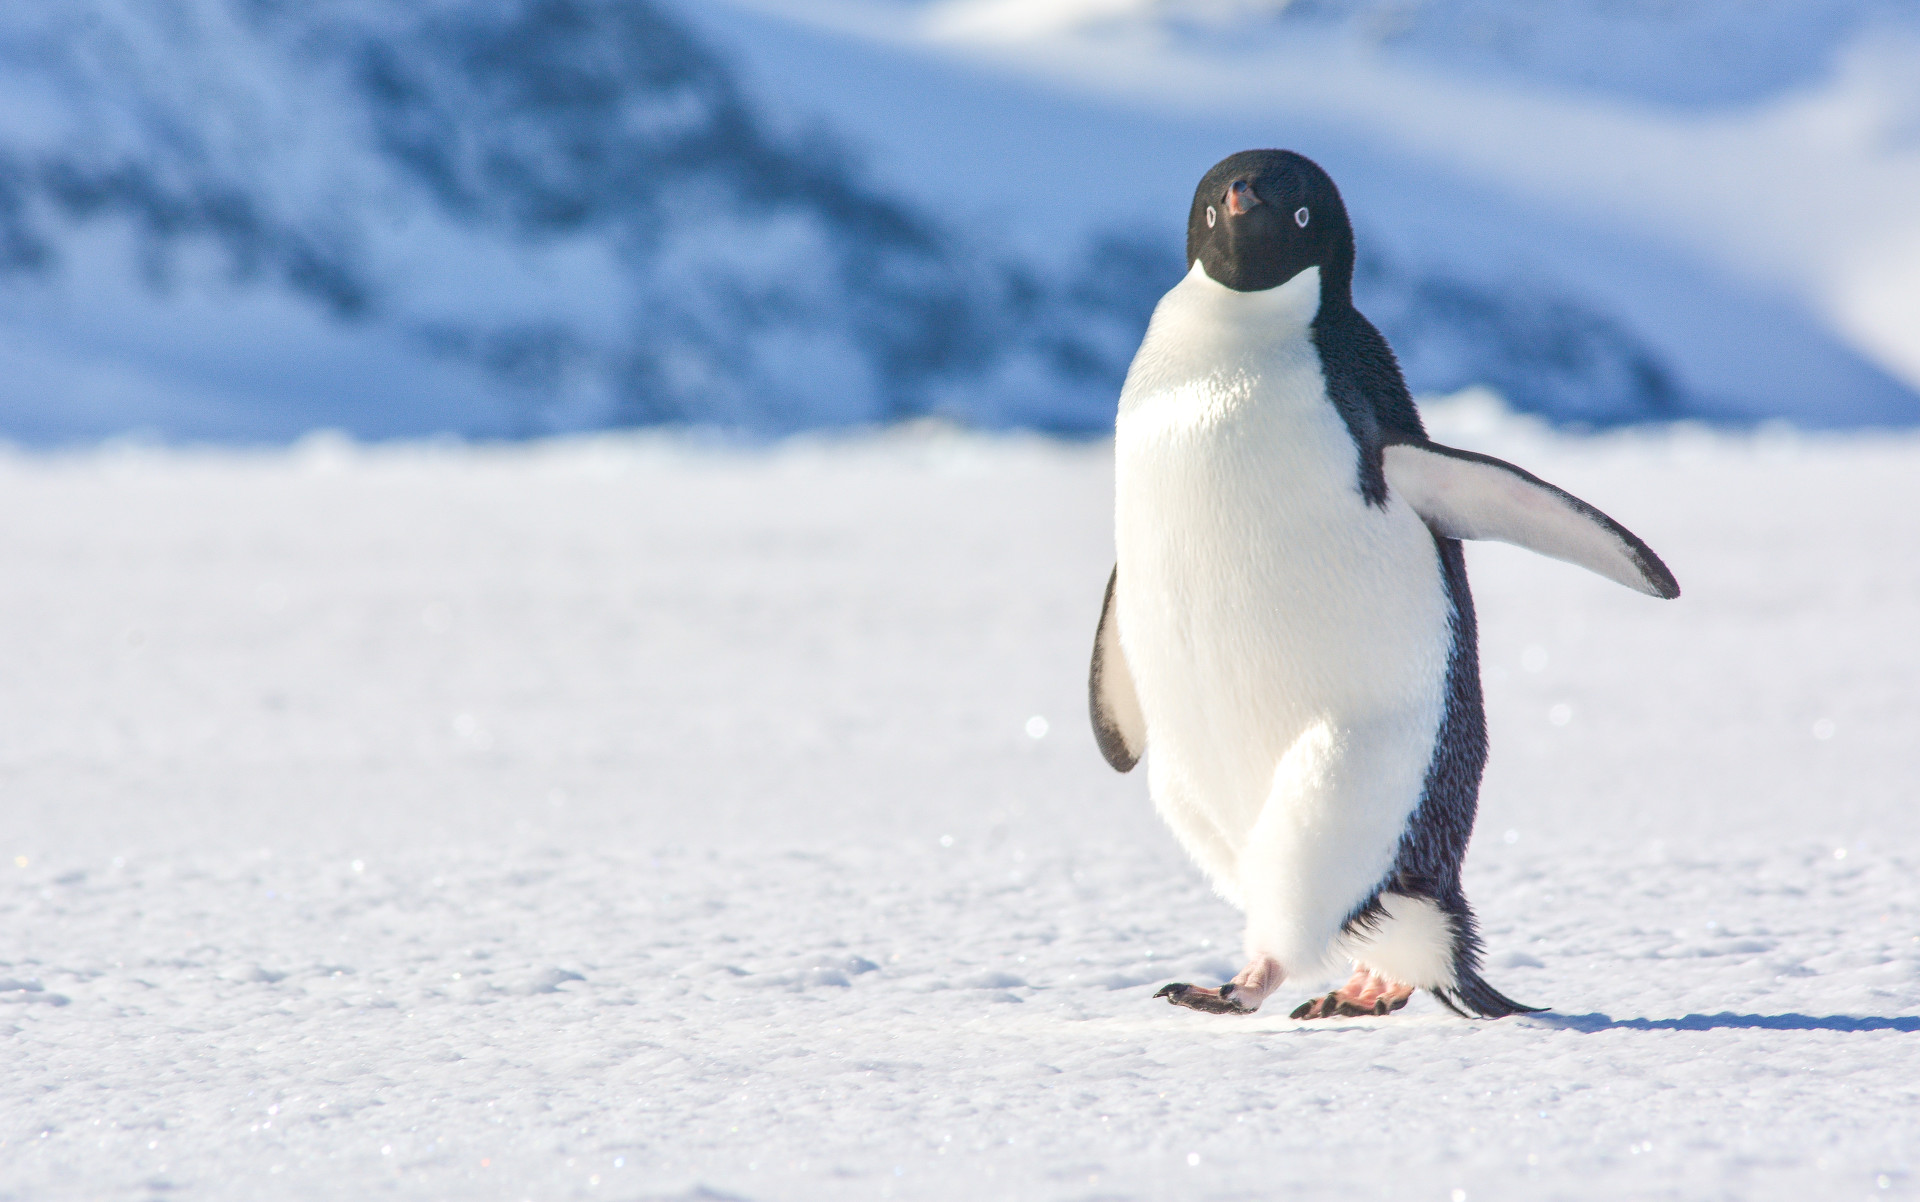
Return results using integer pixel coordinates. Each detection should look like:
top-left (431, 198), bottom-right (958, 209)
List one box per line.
top-left (5, 408), bottom-right (1919, 1199)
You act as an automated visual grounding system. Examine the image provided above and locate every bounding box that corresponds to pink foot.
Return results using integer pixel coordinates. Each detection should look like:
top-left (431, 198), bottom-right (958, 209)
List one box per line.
top-left (1156, 956), bottom-right (1285, 1015)
top-left (1290, 966), bottom-right (1414, 1019)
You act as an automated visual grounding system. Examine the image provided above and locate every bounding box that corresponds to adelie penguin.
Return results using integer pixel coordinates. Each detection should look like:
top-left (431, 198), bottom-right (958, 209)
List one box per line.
top-left (1089, 150), bottom-right (1679, 1020)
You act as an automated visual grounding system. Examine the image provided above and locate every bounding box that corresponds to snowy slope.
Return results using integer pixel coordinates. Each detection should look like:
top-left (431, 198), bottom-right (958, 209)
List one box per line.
top-left (692, 0), bottom-right (1920, 425)
top-left (4, 416), bottom-right (1919, 1198)
top-left (923, 0), bottom-right (1917, 108)
top-left (0, 0), bottom-right (1148, 442)
top-left (1, 0), bottom-right (1917, 442)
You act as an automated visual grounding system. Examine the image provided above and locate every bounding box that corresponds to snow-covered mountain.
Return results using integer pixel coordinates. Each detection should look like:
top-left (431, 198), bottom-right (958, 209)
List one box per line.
top-left (925, 0), bottom-right (1918, 108)
top-left (0, 0), bottom-right (1915, 442)
top-left (730, 0), bottom-right (1920, 423)
top-left (0, 0), bottom-right (1150, 441)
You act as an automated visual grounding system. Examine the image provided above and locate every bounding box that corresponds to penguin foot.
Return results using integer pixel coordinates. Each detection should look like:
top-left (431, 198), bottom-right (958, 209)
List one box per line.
top-left (1288, 991), bottom-right (1409, 1019)
top-left (1155, 982), bottom-right (1258, 1014)
top-left (1289, 967), bottom-right (1413, 1020)
top-left (1155, 955), bottom-right (1285, 1015)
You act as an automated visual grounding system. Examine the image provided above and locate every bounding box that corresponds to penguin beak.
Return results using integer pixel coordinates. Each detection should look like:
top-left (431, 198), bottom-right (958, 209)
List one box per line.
top-left (1225, 179), bottom-right (1261, 217)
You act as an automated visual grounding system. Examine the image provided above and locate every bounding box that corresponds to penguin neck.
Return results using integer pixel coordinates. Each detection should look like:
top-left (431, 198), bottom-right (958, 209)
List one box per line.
top-left (1119, 261), bottom-right (1334, 424)
top-left (1152, 264), bottom-right (1336, 366)
top-left (1182, 260), bottom-right (1325, 341)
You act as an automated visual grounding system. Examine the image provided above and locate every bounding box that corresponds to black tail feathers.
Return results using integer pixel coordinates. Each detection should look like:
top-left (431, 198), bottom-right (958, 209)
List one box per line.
top-left (1431, 967), bottom-right (1546, 1019)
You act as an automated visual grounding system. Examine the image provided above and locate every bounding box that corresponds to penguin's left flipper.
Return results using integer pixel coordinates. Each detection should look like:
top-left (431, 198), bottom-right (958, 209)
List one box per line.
top-left (1089, 566), bottom-right (1147, 772)
top-left (1383, 441), bottom-right (1681, 599)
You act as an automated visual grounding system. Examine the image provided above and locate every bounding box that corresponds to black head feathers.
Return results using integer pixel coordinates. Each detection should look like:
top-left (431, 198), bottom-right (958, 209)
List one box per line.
top-left (1187, 150), bottom-right (1355, 300)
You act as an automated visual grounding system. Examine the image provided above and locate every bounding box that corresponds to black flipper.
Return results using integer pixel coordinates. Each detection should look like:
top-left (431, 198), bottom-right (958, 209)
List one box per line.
top-left (1089, 566), bottom-right (1145, 773)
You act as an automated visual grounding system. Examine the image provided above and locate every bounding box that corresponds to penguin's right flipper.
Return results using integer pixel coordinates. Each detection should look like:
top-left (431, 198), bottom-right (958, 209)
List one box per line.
top-left (1089, 566), bottom-right (1146, 772)
top-left (1382, 441), bottom-right (1680, 599)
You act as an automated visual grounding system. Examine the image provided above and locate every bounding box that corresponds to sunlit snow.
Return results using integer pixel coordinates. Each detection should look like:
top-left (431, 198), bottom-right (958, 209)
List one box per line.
top-left (3, 405), bottom-right (1917, 1199)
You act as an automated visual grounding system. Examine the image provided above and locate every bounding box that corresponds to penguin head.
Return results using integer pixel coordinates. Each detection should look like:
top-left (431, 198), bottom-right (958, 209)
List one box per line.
top-left (1187, 150), bottom-right (1353, 301)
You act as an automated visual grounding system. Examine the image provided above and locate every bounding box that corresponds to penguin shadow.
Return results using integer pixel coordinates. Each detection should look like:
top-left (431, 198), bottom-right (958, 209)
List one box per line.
top-left (1524, 1012), bottom-right (1920, 1034)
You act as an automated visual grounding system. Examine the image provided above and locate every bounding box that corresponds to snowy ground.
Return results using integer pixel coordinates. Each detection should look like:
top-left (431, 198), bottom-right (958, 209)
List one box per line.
top-left (4, 407), bottom-right (1919, 1200)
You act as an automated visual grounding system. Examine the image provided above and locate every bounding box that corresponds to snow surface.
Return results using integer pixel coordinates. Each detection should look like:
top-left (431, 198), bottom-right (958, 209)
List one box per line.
top-left (5, 406), bottom-right (1919, 1199)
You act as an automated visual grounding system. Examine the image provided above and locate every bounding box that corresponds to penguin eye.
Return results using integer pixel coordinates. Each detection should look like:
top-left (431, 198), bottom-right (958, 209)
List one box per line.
top-left (1295, 207), bottom-right (1310, 228)
top-left (1206, 206), bottom-right (1217, 229)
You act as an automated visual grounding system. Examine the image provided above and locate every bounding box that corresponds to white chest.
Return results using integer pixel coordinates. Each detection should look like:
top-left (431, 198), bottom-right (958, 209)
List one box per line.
top-left (1112, 264), bottom-right (1451, 820)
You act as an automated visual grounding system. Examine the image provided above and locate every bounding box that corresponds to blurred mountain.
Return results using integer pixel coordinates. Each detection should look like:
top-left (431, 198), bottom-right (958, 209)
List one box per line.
top-left (924, 0), bottom-right (1919, 108)
top-left (0, 0), bottom-right (1151, 441)
top-left (0, 0), bottom-right (1913, 442)
top-left (694, 0), bottom-right (1920, 428)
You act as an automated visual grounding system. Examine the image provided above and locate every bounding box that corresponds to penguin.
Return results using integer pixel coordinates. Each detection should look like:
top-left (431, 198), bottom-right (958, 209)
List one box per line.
top-left (1089, 149), bottom-right (1679, 1020)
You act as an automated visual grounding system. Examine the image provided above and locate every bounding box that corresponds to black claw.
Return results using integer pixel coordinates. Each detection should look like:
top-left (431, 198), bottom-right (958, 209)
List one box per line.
top-left (1154, 983), bottom-right (1185, 1000)
top-left (1289, 999), bottom-right (1315, 1019)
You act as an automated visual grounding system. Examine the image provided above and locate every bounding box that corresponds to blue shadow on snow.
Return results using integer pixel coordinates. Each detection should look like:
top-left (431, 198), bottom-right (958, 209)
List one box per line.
top-left (1533, 1012), bottom-right (1920, 1033)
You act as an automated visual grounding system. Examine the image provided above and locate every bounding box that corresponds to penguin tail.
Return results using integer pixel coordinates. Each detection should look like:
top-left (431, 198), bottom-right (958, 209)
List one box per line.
top-left (1431, 968), bottom-right (1546, 1019)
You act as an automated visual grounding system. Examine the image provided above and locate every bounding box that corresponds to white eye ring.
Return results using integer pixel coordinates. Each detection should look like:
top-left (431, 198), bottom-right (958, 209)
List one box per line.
top-left (1295, 206), bottom-right (1310, 227)
top-left (1206, 206), bottom-right (1217, 228)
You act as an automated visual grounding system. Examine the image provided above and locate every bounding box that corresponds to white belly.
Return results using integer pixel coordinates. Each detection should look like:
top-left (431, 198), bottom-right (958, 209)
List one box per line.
top-left (1113, 264), bottom-right (1451, 938)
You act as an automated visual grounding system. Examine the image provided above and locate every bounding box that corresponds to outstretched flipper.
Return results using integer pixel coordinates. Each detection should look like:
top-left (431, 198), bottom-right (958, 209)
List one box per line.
top-left (1089, 566), bottom-right (1146, 772)
top-left (1383, 441), bottom-right (1680, 599)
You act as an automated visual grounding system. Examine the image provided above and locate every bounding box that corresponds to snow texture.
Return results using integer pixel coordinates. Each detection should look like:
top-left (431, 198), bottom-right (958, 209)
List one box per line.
top-left (4, 403), bottom-right (1919, 1199)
